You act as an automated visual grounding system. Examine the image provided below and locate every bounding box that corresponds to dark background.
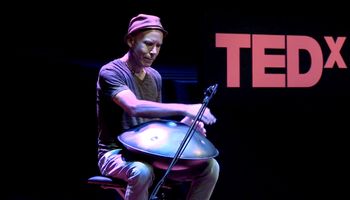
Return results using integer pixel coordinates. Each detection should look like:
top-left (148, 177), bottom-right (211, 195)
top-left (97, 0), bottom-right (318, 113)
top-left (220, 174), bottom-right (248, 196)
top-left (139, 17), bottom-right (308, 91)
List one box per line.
top-left (6, 1), bottom-right (349, 200)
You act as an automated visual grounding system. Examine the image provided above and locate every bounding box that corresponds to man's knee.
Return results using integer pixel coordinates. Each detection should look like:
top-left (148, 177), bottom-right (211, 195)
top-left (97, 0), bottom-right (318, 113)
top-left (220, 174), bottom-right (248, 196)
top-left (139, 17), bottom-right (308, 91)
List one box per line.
top-left (130, 161), bottom-right (154, 185)
top-left (210, 159), bottom-right (220, 180)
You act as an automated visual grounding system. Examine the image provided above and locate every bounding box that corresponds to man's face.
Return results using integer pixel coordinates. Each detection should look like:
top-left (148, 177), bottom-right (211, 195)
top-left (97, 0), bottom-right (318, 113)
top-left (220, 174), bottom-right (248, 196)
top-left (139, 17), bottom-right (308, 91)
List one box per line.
top-left (130, 29), bottom-right (164, 67)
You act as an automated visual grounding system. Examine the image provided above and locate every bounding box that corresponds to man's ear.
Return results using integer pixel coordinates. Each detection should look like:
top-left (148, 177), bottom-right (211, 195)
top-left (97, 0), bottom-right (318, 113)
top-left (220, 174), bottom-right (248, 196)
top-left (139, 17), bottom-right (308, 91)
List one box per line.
top-left (126, 37), bottom-right (135, 48)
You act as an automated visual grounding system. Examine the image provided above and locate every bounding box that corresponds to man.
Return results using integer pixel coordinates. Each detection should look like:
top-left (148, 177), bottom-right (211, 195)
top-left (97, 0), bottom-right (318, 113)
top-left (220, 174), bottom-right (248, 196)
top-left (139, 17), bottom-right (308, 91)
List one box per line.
top-left (96, 13), bottom-right (219, 200)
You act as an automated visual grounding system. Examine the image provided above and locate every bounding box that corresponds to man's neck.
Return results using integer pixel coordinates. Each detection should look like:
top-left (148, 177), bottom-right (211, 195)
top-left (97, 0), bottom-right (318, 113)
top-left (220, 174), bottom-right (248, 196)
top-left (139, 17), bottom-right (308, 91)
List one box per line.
top-left (121, 54), bottom-right (146, 80)
top-left (122, 53), bottom-right (144, 73)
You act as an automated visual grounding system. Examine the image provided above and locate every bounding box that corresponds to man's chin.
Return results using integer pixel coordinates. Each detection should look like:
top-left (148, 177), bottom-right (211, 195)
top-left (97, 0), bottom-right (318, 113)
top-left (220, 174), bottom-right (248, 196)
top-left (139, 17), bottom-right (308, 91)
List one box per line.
top-left (143, 62), bottom-right (153, 67)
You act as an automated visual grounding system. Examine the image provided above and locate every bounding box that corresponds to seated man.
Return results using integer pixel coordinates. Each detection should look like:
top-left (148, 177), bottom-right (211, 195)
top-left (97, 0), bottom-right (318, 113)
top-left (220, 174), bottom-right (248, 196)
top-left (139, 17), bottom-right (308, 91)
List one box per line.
top-left (96, 13), bottom-right (220, 200)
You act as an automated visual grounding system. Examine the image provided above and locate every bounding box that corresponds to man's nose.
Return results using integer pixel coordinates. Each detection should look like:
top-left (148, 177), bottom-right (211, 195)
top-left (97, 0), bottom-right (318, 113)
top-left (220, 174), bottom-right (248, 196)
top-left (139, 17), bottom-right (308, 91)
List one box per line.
top-left (150, 45), bottom-right (158, 54)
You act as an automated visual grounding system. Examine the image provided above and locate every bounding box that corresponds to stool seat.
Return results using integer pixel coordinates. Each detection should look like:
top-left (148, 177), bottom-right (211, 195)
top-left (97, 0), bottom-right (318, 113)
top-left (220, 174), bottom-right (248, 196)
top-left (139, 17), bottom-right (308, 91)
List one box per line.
top-left (88, 175), bottom-right (126, 187)
top-left (87, 175), bottom-right (127, 199)
top-left (87, 175), bottom-right (187, 200)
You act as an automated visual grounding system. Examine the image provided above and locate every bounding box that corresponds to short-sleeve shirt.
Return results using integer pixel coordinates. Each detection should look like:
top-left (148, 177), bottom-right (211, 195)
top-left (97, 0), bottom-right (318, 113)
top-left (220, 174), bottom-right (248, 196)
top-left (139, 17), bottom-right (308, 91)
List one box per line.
top-left (96, 59), bottom-right (162, 159)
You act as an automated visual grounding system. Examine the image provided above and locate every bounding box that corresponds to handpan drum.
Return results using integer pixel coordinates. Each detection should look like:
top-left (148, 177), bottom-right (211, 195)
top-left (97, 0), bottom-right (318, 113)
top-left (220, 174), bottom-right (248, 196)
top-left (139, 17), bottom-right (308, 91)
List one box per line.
top-left (118, 119), bottom-right (219, 171)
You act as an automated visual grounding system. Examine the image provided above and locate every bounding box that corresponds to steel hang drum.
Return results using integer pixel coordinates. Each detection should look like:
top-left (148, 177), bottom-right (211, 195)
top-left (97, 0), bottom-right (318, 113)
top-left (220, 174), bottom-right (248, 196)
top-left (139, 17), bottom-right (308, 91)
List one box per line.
top-left (118, 119), bottom-right (219, 171)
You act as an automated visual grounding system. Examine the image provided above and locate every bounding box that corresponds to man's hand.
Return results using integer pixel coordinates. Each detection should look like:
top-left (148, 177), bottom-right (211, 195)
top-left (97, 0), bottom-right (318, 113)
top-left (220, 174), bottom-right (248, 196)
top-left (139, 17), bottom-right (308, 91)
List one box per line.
top-left (185, 104), bottom-right (217, 125)
top-left (181, 116), bottom-right (207, 136)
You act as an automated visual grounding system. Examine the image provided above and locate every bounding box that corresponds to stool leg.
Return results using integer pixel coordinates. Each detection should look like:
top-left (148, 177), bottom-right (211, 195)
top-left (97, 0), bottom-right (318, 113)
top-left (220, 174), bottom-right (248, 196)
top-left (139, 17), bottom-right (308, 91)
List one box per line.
top-left (99, 185), bottom-right (125, 200)
top-left (115, 187), bottom-right (125, 200)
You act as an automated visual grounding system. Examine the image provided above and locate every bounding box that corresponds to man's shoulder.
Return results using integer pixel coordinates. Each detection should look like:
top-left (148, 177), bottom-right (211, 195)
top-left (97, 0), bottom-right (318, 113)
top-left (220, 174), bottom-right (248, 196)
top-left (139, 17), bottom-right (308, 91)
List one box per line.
top-left (101, 59), bottom-right (120, 68)
top-left (147, 67), bottom-right (161, 77)
top-left (99, 59), bottom-right (126, 72)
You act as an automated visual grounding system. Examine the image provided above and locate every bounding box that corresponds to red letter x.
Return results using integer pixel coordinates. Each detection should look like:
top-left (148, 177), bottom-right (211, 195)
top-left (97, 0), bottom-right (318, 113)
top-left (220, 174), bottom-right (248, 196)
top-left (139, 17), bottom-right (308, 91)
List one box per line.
top-left (324, 36), bottom-right (347, 69)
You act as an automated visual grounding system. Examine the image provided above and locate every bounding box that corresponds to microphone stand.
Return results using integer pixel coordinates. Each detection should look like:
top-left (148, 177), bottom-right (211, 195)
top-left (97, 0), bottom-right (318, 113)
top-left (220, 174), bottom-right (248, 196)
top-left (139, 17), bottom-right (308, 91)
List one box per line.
top-left (149, 84), bottom-right (218, 200)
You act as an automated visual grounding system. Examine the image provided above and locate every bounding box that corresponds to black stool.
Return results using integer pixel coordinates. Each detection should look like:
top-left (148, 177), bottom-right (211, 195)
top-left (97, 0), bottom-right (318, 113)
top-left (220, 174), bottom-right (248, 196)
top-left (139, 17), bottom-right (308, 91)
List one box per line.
top-left (87, 176), bottom-right (127, 199)
top-left (87, 175), bottom-right (186, 200)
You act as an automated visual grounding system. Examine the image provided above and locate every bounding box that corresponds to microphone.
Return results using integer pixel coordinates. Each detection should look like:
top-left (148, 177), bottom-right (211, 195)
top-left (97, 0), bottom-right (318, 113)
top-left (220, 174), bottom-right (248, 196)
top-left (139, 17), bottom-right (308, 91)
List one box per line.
top-left (204, 84), bottom-right (218, 97)
top-left (203, 84), bottom-right (218, 103)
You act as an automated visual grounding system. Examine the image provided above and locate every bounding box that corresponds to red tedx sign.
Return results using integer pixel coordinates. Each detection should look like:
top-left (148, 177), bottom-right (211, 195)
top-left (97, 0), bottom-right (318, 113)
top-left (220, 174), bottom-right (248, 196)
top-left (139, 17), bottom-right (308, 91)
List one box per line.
top-left (216, 34), bottom-right (347, 88)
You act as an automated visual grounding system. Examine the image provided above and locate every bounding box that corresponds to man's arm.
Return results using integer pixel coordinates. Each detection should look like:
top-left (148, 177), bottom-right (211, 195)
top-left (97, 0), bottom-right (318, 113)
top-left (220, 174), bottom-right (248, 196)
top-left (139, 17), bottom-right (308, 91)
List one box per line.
top-left (113, 89), bottom-right (216, 125)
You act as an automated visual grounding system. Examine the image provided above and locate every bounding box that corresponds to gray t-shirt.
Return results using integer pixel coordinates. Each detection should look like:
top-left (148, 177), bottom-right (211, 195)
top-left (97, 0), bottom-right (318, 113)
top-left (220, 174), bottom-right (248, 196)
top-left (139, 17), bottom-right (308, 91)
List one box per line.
top-left (96, 59), bottom-right (162, 159)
